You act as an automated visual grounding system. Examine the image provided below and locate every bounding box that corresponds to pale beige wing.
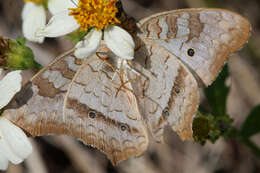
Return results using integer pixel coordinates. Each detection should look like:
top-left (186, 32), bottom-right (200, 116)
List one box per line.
top-left (130, 40), bottom-right (199, 141)
top-left (3, 50), bottom-right (83, 136)
top-left (137, 8), bottom-right (250, 86)
top-left (63, 49), bottom-right (148, 165)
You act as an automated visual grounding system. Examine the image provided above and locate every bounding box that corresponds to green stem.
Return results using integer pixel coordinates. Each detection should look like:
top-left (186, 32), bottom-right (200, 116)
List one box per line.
top-left (242, 138), bottom-right (260, 158)
top-left (233, 133), bottom-right (260, 159)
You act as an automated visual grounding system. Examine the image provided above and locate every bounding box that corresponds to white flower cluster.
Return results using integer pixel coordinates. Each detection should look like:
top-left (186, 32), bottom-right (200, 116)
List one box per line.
top-left (0, 70), bottom-right (32, 170)
top-left (22, 0), bottom-right (76, 43)
top-left (22, 0), bottom-right (135, 63)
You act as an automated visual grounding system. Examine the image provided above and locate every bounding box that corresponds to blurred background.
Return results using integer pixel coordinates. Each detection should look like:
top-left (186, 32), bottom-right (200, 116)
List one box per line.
top-left (1, 0), bottom-right (260, 172)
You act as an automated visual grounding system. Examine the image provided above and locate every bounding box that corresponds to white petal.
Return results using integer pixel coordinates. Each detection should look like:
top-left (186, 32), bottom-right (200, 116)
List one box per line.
top-left (0, 71), bottom-right (22, 109)
top-left (37, 10), bottom-right (80, 37)
top-left (48, 0), bottom-right (78, 15)
top-left (0, 155), bottom-right (8, 171)
top-left (22, 3), bottom-right (46, 43)
top-left (0, 118), bottom-right (32, 163)
top-left (104, 26), bottom-right (135, 60)
top-left (74, 29), bottom-right (102, 59)
top-left (22, 2), bottom-right (36, 20)
top-left (0, 127), bottom-right (22, 164)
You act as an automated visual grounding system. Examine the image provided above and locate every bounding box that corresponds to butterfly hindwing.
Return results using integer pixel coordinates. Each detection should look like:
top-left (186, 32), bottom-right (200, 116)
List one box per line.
top-left (137, 8), bottom-right (250, 86)
top-left (63, 46), bottom-right (149, 165)
top-left (3, 50), bottom-right (82, 136)
top-left (130, 40), bottom-right (199, 141)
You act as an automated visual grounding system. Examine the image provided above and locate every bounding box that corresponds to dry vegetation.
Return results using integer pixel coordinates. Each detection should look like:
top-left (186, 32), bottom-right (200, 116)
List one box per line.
top-left (0, 0), bottom-right (260, 173)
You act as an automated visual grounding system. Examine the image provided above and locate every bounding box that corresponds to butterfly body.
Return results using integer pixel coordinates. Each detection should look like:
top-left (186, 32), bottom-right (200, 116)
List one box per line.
top-left (3, 8), bottom-right (250, 165)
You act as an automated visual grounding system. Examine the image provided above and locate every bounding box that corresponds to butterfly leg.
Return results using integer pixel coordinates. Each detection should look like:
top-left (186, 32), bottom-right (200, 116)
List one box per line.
top-left (96, 53), bottom-right (140, 97)
top-left (117, 58), bottom-right (140, 76)
top-left (115, 75), bottom-right (141, 98)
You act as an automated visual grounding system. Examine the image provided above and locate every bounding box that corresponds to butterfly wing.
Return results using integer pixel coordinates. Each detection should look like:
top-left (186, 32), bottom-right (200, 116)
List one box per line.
top-left (130, 40), bottom-right (199, 141)
top-left (3, 50), bottom-right (82, 136)
top-left (137, 8), bottom-right (250, 86)
top-left (63, 47), bottom-right (148, 165)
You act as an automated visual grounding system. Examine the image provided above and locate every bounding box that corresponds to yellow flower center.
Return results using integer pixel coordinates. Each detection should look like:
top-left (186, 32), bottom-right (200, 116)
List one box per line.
top-left (24, 0), bottom-right (41, 4)
top-left (69, 0), bottom-right (120, 31)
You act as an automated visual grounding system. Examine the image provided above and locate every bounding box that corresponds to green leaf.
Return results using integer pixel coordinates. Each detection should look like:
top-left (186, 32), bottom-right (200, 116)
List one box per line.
top-left (240, 105), bottom-right (260, 138)
top-left (204, 64), bottom-right (230, 117)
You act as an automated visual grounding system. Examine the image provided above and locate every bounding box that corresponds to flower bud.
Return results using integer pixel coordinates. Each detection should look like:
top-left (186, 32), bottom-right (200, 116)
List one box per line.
top-left (192, 112), bottom-right (211, 144)
top-left (0, 37), bottom-right (42, 71)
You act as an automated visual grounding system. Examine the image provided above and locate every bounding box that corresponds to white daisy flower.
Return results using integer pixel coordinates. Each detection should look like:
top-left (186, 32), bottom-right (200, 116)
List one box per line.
top-left (37, 0), bottom-right (135, 61)
top-left (22, 0), bottom-right (75, 43)
top-left (0, 69), bottom-right (33, 170)
top-left (0, 70), bottom-right (22, 110)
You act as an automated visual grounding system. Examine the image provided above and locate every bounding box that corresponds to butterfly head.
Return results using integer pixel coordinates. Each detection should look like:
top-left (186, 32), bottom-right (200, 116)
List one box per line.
top-left (115, 0), bottom-right (137, 34)
top-left (115, 0), bottom-right (123, 18)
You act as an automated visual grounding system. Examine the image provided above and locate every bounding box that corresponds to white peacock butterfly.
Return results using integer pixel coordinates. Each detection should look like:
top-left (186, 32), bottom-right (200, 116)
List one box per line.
top-left (3, 8), bottom-right (250, 165)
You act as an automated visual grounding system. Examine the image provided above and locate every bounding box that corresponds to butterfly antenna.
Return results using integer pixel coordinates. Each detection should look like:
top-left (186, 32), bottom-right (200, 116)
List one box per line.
top-left (126, 60), bottom-right (150, 80)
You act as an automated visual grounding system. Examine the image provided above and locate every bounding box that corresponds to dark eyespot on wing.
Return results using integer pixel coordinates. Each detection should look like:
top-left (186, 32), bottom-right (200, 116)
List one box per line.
top-left (187, 48), bottom-right (195, 57)
top-left (88, 111), bottom-right (96, 119)
top-left (121, 124), bottom-right (127, 131)
top-left (175, 87), bottom-right (180, 94)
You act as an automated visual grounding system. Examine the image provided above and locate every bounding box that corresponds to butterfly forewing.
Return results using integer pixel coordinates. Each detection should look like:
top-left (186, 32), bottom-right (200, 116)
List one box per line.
top-left (3, 50), bottom-right (82, 136)
top-left (129, 40), bottom-right (199, 141)
top-left (137, 8), bottom-right (250, 86)
top-left (63, 46), bottom-right (149, 165)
